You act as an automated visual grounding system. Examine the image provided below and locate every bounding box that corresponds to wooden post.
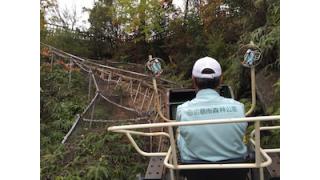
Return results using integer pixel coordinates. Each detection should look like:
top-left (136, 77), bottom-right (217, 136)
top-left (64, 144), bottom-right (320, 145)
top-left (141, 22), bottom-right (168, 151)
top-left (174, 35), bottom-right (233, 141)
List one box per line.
top-left (140, 88), bottom-right (149, 110)
top-left (107, 72), bottom-right (112, 91)
top-left (100, 72), bottom-right (105, 80)
top-left (133, 82), bottom-right (141, 104)
top-left (114, 76), bottom-right (122, 90)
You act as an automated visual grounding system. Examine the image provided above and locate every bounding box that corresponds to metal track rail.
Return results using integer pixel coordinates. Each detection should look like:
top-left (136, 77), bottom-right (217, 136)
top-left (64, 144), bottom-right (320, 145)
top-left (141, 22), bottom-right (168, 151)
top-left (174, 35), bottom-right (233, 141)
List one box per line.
top-left (41, 43), bottom-right (177, 147)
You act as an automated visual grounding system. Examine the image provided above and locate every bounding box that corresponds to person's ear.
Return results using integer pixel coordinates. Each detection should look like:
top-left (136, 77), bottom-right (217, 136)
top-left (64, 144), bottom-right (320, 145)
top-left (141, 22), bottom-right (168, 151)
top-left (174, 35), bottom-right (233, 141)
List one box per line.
top-left (220, 75), bottom-right (223, 84)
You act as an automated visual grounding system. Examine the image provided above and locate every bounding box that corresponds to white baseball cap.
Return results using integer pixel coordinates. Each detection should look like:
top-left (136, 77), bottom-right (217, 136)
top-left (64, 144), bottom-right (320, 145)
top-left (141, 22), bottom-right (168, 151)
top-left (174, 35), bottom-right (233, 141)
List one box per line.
top-left (192, 57), bottom-right (222, 79)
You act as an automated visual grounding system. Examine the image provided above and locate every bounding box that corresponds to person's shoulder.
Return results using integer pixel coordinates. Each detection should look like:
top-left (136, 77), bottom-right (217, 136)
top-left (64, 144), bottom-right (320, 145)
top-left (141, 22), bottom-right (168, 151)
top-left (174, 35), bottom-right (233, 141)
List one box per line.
top-left (221, 97), bottom-right (244, 107)
top-left (177, 100), bottom-right (191, 110)
top-left (176, 101), bottom-right (192, 120)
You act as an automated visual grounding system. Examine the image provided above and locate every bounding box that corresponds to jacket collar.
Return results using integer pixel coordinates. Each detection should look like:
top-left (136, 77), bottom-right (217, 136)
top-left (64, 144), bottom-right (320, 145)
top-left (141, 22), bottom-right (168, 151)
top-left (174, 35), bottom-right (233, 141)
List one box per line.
top-left (196, 88), bottom-right (219, 98)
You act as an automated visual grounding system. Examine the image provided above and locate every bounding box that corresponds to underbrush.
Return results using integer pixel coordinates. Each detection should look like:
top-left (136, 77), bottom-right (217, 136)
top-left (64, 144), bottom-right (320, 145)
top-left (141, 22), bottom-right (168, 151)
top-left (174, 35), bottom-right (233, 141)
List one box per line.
top-left (40, 58), bottom-right (147, 179)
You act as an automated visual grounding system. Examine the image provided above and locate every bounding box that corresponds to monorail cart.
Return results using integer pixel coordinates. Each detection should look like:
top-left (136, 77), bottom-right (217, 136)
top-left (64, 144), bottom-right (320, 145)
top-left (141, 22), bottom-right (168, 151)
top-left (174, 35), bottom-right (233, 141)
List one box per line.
top-left (108, 42), bottom-right (280, 180)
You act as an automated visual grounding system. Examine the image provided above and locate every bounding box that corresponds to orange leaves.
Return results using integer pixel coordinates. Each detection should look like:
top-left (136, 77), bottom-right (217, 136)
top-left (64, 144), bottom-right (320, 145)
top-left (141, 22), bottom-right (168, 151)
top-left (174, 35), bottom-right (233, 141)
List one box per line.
top-left (41, 48), bottom-right (50, 57)
top-left (55, 60), bottom-right (79, 72)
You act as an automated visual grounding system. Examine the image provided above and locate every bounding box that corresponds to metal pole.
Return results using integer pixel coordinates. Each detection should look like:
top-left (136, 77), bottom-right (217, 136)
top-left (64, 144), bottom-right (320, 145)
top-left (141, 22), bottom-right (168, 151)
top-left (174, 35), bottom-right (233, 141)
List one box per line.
top-left (91, 73), bottom-right (100, 92)
top-left (107, 72), bottom-right (112, 91)
top-left (147, 92), bottom-right (154, 112)
top-left (140, 88), bottom-right (149, 110)
top-left (169, 167), bottom-right (175, 180)
top-left (168, 127), bottom-right (178, 167)
top-left (148, 119), bottom-right (153, 152)
top-left (90, 100), bottom-right (96, 128)
top-left (126, 79), bottom-right (132, 91)
top-left (108, 116), bottom-right (279, 131)
top-left (168, 147), bottom-right (175, 180)
top-left (254, 121), bottom-right (264, 180)
top-left (114, 76), bottom-right (122, 90)
top-left (61, 114), bottom-right (80, 144)
top-left (246, 67), bottom-right (256, 116)
top-left (88, 70), bottom-right (92, 101)
top-left (152, 78), bottom-right (172, 122)
top-left (133, 82), bottom-right (141, 104)
top-left (129, 80), bottom-right (133, 99)
top-left (100, 72), bottom-right (105, 79)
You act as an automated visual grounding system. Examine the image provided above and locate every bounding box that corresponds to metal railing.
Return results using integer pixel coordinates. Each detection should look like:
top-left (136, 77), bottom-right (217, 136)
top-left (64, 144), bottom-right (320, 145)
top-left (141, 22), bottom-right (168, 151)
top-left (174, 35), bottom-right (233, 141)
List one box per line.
top-left (108, 115), bottom-right (280, 180)
top-left (250, 125), bottom-right (280, 153)
top-left (41, 43), bottom-right (179, 148)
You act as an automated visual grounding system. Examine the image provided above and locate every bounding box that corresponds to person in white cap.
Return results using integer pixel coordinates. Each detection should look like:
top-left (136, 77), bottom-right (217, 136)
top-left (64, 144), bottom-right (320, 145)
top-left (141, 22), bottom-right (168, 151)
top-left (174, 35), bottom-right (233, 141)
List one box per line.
top-left (176, 57), bottom-right (248, 165)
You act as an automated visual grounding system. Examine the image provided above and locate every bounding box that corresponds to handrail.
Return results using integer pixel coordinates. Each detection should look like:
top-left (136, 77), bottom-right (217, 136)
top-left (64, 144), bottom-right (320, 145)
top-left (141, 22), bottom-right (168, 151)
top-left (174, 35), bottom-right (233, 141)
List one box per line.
top-left (108, 115), bottom-right (280, 180)
top-left (163, 146), bottom-right (272, 169)
top-left (108, 115), bottom-right (280, 131)
top-left (84, 57), bottom-right (144, 67)
top-left (41, 42), bottom-right (180, 87)
top-left (250, 126), bottom-right (280, 153)
top-left (86, 60), bottom-right (180, 87)
top-left (41, 42), bottom-right (142, 73)
top-left (110, 129), bottom-right (170, 157)
top-left (245, 67), bottom-right (256, 116)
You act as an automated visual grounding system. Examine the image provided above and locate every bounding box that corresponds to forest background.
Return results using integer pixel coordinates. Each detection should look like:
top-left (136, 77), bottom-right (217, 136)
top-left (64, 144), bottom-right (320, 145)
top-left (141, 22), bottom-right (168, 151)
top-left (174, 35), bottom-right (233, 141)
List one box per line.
top-left (40, 0), bottom-right (280, 179)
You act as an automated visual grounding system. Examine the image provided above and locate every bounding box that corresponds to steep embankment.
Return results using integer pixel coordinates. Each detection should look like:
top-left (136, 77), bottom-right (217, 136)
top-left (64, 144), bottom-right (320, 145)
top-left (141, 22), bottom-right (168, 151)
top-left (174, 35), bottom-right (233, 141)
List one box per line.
top-left (40, 56), bottom-right (148, 179)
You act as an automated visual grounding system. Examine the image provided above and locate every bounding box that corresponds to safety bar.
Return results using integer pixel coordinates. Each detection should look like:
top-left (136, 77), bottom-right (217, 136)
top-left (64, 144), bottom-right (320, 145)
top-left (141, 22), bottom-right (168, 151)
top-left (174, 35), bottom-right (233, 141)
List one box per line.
top-left (163, 146), bottom-right (272, 169)
top-left (250, 126), bottom-right (280, 153)
top-left (108, 115), bottom-right (280, 180)
top-left (111, 129), bottom-right (170, 157)
top-left (108, 116), bottom-right (279, 131)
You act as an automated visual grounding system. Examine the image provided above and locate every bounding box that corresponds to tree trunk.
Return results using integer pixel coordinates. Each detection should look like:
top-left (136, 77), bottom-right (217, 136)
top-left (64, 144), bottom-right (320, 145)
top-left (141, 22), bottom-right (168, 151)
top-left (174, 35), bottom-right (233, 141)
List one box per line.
top-left (184, 0), bottom-right (189, 21)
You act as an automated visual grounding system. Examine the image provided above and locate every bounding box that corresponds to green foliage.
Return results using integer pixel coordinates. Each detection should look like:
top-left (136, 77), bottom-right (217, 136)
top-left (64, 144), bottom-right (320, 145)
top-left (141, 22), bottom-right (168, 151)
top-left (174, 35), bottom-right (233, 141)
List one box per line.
top-left (86, 164), bottom-right (109, 180)
top-left (115, 0), bottom-right (164, 41)
top-left (41, 58), bottom-right (147, 179)
top-left (261, 129), bottom-right (280, 149)
top-left (267, 80), bottom-right (280, 115)
top-left (266, 0), bottom-right (280, 26)
top-left (239, 98), bottom-right (252, 112)
top-left (206, 34), bottom-right (226, 60)
top-left (44, 29), bottom-right (92, 58)
top-left (87, 0), bottom-right (115, 58)
top-left (41, 130), bottom-right (147, 179)
top-left (41, 61), bottom-right (87, 148)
